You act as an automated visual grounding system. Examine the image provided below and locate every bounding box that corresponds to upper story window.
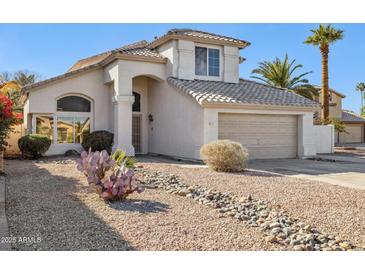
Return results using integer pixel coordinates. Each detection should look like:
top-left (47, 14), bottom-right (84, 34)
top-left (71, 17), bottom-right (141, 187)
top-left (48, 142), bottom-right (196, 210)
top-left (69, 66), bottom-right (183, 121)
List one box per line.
top-left (57, 96), bottom-right (91, 112)
top-left (195, 47), bottom-right (220, 77)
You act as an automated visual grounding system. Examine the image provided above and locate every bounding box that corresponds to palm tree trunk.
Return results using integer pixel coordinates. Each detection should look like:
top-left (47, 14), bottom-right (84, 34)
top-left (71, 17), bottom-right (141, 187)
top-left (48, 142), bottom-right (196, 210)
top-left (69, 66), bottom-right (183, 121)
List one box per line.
top-left (320, 45), bottom-right (330, 125)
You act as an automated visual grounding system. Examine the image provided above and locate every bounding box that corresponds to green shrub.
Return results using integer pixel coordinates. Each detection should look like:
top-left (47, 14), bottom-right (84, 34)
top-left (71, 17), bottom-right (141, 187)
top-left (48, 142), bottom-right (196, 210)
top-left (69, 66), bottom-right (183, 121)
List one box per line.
top-left (81, 130), bottom-right (114, 153)
top-left (200, 140), bottom-right (249, 172)
top-left (18, 134), bottom-right (52, 159)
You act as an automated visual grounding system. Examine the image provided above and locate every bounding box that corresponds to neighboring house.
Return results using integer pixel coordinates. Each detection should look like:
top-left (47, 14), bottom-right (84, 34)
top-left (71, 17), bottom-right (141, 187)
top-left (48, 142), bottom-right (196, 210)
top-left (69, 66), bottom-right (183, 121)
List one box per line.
top-left (22, 29), bottom-right (321, 159)
top-left (313, 87), bottom-right (365, 144)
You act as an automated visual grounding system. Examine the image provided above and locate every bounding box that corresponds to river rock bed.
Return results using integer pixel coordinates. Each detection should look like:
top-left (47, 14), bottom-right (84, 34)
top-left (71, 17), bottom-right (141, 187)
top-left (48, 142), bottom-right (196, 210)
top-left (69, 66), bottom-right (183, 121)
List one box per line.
top-left (137, 169), bottom-right (364, 251)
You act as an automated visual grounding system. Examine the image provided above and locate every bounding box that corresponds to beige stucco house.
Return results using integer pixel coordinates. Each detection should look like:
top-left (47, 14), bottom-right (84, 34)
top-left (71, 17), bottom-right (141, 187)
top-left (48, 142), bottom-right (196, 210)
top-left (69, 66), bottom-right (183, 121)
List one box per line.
top-left (314, 87), bottom-right (365, 144)
top-left (22, 29), bottom-right (321, 159)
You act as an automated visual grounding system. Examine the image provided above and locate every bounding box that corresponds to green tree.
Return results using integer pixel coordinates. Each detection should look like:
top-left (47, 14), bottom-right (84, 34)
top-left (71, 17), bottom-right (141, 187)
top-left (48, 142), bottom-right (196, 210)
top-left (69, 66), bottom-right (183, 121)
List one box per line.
top-left (0, 70), bottom-right (40, 112)
top-left (13, 70), bottom-right (40, 87)
top-left (356, 82), bottom-right (365, 112)
top-left (251, 54), bottom-right (316, 99)
top-left (361, 106), bottom-right (365, 118)
top-left (304, 24), bottom-right (344, 125)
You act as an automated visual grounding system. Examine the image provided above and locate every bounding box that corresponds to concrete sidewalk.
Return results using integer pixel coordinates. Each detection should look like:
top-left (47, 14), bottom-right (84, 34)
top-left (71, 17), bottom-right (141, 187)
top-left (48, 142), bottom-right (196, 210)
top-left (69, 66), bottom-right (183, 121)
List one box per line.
top-left (0, 176), bottom-right (11, 251)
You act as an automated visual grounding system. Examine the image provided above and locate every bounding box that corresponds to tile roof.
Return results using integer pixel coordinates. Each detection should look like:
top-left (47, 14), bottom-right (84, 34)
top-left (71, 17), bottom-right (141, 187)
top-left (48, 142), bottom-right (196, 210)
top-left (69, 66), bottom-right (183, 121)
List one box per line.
top-left (167, 77), bottom-right (320, 108)
top-left (68, 40), bottom-right (165, 72)
top-left (341, 110), bottom-right (365, 123)
top-left (149, 28), bottom-right (250, 49)
top-left (24, 41), bottom-right (166, 92)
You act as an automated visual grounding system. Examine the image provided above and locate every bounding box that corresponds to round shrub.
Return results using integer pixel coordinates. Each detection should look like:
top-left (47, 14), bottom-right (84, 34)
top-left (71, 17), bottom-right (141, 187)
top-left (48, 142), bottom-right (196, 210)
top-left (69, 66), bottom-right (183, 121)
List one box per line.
top-left (200, 140), bottom-right (249, 172)
top-left (18, 134), bottom-right (52, 159)
top-left (81, 130), bottom-right (114, 153)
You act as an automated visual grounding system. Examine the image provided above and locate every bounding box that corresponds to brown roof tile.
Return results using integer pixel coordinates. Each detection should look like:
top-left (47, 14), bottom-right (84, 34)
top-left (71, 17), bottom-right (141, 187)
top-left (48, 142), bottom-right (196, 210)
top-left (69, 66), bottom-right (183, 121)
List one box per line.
top-left (168, 77), bottom-right (320, 108)
top-left (341, 110), bottom-right (365, 123)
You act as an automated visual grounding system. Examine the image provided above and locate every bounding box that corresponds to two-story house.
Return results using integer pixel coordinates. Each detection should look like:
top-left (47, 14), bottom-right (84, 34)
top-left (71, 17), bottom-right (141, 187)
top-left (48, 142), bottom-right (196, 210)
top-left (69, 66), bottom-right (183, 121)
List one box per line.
top-left (22, 29), bottom-right (321, 159)
top-left (314, 87), bottom-right (365, 144)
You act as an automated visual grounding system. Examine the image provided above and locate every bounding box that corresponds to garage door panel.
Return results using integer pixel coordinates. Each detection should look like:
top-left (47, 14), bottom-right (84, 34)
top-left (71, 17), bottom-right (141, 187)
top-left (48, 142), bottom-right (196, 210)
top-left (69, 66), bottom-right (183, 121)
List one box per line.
top-left (218, 113), bottom-right (297, 159)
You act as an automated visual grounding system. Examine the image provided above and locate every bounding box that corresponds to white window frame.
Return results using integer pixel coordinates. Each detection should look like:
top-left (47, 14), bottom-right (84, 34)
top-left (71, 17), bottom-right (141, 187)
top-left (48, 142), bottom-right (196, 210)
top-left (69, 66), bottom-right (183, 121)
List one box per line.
top-left (194, 45), bottom-right (222, 78)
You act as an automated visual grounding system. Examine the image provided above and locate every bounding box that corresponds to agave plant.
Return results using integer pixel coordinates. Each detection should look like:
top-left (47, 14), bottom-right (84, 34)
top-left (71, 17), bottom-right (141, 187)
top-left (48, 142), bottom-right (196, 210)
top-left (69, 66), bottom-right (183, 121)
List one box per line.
top-left (76, 149), bottom-right (144, 201)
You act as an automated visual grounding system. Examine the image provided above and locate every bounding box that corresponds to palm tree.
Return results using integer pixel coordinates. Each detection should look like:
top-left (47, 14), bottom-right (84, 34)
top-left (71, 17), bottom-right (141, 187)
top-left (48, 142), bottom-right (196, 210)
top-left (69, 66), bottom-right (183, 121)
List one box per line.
top-left (356, 82), bottom-right (365, 112)
top-left (251, 54), bottom-right (316, 99)
top-left (304, 24), bottom-right (344, 125)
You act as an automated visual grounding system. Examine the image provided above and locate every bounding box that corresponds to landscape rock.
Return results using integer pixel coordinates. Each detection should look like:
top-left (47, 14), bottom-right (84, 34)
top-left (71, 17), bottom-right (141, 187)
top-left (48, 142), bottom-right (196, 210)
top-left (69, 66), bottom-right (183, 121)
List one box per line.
top-left (137, 168), bottom-right (362, 251)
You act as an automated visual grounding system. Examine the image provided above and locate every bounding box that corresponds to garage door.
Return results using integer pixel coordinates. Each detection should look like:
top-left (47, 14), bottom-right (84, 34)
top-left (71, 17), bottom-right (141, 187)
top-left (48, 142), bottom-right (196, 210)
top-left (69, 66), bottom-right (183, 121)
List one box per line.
top-left (218, 113), bottom-right (298, 159)
top-left (338, 125), bottom-right (363, 143)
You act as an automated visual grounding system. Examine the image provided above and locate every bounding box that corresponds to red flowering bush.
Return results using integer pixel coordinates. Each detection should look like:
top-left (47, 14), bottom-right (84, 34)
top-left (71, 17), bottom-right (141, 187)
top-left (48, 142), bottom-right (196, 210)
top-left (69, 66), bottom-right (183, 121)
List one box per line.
top-left (0, 94), bottom-right (22, 150)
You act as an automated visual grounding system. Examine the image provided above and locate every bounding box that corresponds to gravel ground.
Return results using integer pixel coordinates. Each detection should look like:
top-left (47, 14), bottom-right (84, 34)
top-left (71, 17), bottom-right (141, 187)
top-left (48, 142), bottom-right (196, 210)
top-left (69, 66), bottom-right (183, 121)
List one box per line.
top-left (138, 157), bottom-right (365, 248)
top-left (5, 158), bottom-right (277, 251)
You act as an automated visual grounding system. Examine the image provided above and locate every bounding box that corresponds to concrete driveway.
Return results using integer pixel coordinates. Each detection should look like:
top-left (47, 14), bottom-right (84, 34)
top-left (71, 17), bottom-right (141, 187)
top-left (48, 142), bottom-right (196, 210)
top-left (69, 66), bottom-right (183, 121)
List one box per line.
top-left (249, 158), bottom-right (365, 190)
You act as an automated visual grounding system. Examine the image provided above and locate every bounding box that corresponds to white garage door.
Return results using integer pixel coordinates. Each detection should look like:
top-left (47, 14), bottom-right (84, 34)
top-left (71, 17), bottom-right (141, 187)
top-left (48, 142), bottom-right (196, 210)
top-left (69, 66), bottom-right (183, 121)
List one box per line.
top-left (338, 125), bottom-right (363, 143)
top-left (218, 113), bottom-right (298, 159)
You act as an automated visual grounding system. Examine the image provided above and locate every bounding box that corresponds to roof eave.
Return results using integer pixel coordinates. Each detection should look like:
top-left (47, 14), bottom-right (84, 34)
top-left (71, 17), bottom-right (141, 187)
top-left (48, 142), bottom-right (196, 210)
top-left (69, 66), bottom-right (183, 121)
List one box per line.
top-left (149, 34), bottom-right (250, 50)
top-left (100, 52), bottom-right (167, 67)
top-left (341, 120), bottom-right (365, 124)
top-left (200, 101), bottom-right (320, 111)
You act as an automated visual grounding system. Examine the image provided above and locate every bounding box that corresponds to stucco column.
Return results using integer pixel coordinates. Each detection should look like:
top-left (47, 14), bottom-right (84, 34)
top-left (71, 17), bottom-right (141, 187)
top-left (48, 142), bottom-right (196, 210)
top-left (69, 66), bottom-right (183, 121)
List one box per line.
top-left (297, 113), bottom-right (316, 158)
top-left (112, 95), bottom-right (135, 155)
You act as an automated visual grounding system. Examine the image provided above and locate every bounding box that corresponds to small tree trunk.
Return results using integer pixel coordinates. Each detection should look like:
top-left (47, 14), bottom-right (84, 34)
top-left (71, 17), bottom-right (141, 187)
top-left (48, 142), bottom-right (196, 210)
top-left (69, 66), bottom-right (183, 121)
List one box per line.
top-left (321, 45), bottom-right (330, 125)
top-left (0, 150), bottom-right (4, 174)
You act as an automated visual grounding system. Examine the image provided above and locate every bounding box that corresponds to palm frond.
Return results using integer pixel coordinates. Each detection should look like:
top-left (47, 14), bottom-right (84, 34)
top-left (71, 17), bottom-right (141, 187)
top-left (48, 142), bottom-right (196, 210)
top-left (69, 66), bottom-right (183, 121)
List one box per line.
top-left (251, 54), bottom-right (312, 91)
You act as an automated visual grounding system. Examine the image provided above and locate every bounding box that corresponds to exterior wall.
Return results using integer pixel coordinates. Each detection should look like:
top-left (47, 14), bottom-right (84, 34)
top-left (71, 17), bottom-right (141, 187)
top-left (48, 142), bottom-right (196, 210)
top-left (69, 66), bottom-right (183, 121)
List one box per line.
top-left (156, 39), bottom-right (240, 83)
top-left (27, 69), bottom-right (110, 130)
top-left (23, 99), bottom-right (30, 132)
top-left (203, 107), bottom-right (317, 158)
top-left (148, 80), bottom-right (204, 159)
top-left (25, 69), bottom-right (111, 155)
top-left (314, 125), bottom-right (335, 153)
top-left (223, 46), bottom-right (240, 83)
top-left (157, 40), bottom-right (178, 78)
top-left (315, 92), bottom-right (343, 119)
top-left (177, 40), bottom-right (195, 80)
top-left (329, 93), bottom-right (342, 119)
top-left (338, 123), bottom-right (364, 143)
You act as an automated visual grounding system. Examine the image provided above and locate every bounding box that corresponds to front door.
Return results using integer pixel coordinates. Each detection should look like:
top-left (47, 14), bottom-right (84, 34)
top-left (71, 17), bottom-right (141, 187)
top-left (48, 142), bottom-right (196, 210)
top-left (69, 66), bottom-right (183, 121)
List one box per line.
top-left (132, 115), bottom-right (142, 153)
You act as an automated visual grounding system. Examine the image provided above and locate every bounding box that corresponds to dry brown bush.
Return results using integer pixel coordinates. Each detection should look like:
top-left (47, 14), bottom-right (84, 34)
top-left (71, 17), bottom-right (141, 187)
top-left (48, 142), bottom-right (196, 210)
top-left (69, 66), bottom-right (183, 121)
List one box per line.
top-left (200, 140), bottom-right (249, 172)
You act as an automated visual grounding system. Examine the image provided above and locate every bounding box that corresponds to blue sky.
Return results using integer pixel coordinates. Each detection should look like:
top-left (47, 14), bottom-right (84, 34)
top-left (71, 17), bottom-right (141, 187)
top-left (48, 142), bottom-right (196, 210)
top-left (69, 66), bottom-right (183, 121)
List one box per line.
top-left (0, 23), bottom-right (364, 113)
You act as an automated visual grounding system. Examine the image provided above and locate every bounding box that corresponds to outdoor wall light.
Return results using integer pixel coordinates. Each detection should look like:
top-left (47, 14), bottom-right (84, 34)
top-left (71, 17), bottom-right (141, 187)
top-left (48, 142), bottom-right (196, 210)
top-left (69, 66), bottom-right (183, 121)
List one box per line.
top-left (148, 114), bottom-right (154, 122)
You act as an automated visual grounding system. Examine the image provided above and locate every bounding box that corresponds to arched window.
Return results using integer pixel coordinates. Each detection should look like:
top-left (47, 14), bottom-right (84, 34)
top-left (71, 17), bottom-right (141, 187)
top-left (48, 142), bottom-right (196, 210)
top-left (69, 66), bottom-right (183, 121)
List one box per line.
top-left (57, 96), bottom-right (91, 112)
top-left (133, 92), bottom-right (141, 112)
top-left (55, 95), bottom-right (91, 144)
